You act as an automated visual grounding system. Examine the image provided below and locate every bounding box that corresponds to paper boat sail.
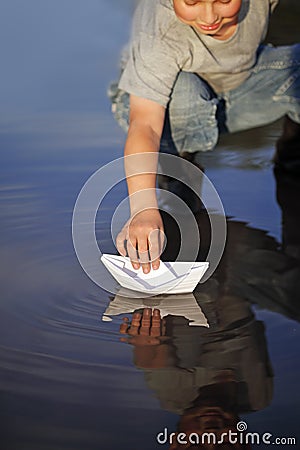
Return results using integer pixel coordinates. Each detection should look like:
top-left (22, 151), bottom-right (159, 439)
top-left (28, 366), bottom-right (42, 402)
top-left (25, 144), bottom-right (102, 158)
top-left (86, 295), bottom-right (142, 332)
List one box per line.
top-left (101, 254), bottom-right (209, 295)
top-left (102, 290), bottom-right (209, 327)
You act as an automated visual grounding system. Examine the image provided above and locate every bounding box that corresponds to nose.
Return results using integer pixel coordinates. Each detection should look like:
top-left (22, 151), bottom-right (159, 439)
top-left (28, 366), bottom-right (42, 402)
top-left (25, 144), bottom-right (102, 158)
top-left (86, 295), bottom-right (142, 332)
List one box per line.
top-left (199, 4), bottom-right (218, 25)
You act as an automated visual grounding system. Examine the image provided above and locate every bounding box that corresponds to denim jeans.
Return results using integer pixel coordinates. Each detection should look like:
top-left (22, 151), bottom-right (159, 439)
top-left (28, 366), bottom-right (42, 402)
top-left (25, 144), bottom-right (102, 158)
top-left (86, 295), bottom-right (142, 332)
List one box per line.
top-left (109, 44), bottom-right (300, 155)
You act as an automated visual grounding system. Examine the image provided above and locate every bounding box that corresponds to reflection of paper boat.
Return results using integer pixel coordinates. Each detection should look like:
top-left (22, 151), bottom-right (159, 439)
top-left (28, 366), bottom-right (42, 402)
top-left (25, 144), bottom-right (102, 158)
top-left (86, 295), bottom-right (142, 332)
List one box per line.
top-left (101, 254), bottom-right (209, 295)
top-left (102, 290), bottom-right (209, 327)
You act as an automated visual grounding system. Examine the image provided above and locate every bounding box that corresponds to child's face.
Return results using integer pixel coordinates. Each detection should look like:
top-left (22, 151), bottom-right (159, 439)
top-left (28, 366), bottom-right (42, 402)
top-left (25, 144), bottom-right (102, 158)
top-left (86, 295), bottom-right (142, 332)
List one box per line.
top-left (173, 0), bottom-right (242, 39)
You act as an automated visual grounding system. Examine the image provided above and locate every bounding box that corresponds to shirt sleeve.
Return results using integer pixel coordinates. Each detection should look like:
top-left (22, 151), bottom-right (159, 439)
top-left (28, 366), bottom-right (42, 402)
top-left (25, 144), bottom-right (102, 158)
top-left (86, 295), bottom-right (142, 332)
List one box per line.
top-left (118, 31), bottom-right (182, 107)
top-left (118, 0), bottom-right (183, 107)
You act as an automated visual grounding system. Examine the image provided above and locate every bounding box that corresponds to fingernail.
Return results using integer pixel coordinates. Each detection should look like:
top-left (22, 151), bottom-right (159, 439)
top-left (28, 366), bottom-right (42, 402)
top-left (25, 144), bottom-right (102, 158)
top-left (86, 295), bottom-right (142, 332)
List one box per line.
top-left (133, 263), bottom-right (139, 269)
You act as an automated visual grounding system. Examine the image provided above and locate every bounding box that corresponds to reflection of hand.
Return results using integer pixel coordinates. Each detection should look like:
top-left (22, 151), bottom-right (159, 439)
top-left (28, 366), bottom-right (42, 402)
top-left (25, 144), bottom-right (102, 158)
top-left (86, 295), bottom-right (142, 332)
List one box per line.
top-left (116, 209), bottom-right (164, 274)
top-left (119, 308), bottom-right (173, 369)
top-left (119, 308), bottom-right (166, 346)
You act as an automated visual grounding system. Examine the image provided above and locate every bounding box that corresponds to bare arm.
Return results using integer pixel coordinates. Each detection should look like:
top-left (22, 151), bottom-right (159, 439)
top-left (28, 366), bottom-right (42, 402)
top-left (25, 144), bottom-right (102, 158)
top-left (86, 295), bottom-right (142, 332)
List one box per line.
top-left (116, 94), bottom-right (166, 273)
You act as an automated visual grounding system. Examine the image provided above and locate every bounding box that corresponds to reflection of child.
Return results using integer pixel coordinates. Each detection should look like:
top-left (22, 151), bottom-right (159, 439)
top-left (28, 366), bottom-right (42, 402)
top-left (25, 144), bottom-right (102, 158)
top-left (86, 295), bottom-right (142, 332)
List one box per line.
top-left (120, 300), bottom-right (272, 450)
top-left (110, 0), bottom-right (300, 273)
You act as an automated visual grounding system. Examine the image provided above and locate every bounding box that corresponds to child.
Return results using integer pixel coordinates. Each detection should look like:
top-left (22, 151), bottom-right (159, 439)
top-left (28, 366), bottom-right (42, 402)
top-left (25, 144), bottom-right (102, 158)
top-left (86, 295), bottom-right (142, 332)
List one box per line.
top-left (109, 0), bottom-right (300, 273)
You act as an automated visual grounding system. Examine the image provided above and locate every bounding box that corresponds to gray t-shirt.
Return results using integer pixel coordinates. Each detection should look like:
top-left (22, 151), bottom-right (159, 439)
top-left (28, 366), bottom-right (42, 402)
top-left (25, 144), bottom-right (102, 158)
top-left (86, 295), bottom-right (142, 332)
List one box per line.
top-left (119, 0), bottom-right (279, 106)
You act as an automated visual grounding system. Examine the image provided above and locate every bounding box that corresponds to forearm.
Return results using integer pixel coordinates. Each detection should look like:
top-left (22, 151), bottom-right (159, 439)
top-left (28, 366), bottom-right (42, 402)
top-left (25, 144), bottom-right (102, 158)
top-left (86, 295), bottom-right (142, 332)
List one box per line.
top-left (124, 121), bottom-right (161, 214)
top-left (116, 95), bottom-right (165, 271)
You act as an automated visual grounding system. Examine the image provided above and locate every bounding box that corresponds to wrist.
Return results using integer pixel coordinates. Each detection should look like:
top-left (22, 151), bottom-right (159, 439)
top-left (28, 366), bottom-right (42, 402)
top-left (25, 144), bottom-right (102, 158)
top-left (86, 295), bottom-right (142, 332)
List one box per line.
top-left (129, 188), bottom-right (159, 216)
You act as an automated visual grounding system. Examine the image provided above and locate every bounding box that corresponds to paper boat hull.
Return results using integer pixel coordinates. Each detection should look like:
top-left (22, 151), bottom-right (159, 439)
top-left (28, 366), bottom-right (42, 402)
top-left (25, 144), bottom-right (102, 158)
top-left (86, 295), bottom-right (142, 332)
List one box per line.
top-left (101, 254), bottom-right (209, 295)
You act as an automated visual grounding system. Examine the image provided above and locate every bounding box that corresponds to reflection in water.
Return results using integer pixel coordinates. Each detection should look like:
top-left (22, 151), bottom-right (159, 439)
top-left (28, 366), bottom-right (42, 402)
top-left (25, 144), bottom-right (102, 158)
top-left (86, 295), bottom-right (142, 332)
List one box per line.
top-left (120, 303), bottom-right (270, 449)
top-left (103, 291), bottom-right (208, 327)
top-left (275, 168), bottom-right (300, 261)
top-left (115, 168), bottom-right (300, 448)
top-left (0, 160), bottom-right (299, 449)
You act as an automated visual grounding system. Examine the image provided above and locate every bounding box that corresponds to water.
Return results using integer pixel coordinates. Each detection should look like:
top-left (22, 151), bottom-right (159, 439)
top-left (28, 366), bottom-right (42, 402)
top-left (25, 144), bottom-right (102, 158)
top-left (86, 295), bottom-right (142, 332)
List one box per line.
top-left (0, 1), bottom-right (299, 449)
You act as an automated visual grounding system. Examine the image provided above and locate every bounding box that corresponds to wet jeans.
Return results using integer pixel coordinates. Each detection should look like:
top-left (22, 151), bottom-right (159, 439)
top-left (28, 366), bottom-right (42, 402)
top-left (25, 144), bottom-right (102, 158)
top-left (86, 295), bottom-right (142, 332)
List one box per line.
top-left (109, 44), bottom-right (300, 155)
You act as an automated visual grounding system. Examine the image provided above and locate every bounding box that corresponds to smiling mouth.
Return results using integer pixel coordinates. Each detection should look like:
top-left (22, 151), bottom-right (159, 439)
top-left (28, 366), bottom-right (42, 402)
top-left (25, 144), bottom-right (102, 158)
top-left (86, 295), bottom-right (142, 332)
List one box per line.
top-left (197, 22), bottom-right (221, 31)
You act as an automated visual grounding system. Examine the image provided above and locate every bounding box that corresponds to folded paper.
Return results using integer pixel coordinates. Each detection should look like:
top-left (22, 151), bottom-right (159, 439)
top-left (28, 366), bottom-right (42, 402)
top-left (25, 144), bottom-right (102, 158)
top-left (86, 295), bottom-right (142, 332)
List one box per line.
top-left (101, 254), bottom-right (209, 295)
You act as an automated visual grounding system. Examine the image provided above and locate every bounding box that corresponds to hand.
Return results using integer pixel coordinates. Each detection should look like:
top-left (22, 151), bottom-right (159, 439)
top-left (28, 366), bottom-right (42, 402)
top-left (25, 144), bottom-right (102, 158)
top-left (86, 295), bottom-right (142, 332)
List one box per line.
top-left (119, 308), bottom-right (166, 346)
top-left (116, 209), bottom-right (165, 273)
top-left (119, 308), bottom-right (172, 368)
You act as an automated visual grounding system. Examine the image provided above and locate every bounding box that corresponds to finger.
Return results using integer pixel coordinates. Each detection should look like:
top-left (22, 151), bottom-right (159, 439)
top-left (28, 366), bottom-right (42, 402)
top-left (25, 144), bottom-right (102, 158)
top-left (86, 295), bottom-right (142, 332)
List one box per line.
top-left (151, 258), bottom-right (160, 270)
top-left (150, 309), bottom-right (161, 336)
top-left (148, 228), bottom-right (165, 269)
top-left (119, 317), bottom-right (130, 334)
top-left (141, 261), bottom-right (151, 274)
top-left (140, 308), bottom-right (152, 335)
top-left (137, 242), bottom-right (151, 274)
top-left (128, 312), bottom-right (142, 336)
top-left (131, 312), bottom-right (141, 326)
top-left (119, 323), bottom-right (129, 334)
top-left (126, 236), bottom-right (140, 270)
top-left (141, 308), bottom-right (152, 323)
top-left (128, 326), bottom-right (140, 336)
top-left (152, 309), bottom-right (161, 322)
top-left (116, 229), bottom-right (127, 257)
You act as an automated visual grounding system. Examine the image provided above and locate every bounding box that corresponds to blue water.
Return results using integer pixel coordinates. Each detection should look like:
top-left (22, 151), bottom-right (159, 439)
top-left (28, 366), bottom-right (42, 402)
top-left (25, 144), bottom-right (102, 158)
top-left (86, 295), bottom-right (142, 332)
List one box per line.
top-left (0, 1), bottom-right (299, 449)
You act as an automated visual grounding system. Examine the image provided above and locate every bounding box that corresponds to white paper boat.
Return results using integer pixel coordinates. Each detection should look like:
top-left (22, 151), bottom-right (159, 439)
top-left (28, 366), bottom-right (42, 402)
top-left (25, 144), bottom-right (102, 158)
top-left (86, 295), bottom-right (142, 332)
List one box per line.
top-left (100, 254), bottom-right (209, 295)
top-left (102, 290), bottom-right (209, 327)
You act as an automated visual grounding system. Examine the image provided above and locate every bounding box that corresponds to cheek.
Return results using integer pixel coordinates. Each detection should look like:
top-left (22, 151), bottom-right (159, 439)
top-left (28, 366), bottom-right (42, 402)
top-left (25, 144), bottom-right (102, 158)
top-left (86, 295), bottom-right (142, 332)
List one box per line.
top-left (221, 0), bottom-right (242, 18)
top-left (173, 2), bottom-right (197, 22)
